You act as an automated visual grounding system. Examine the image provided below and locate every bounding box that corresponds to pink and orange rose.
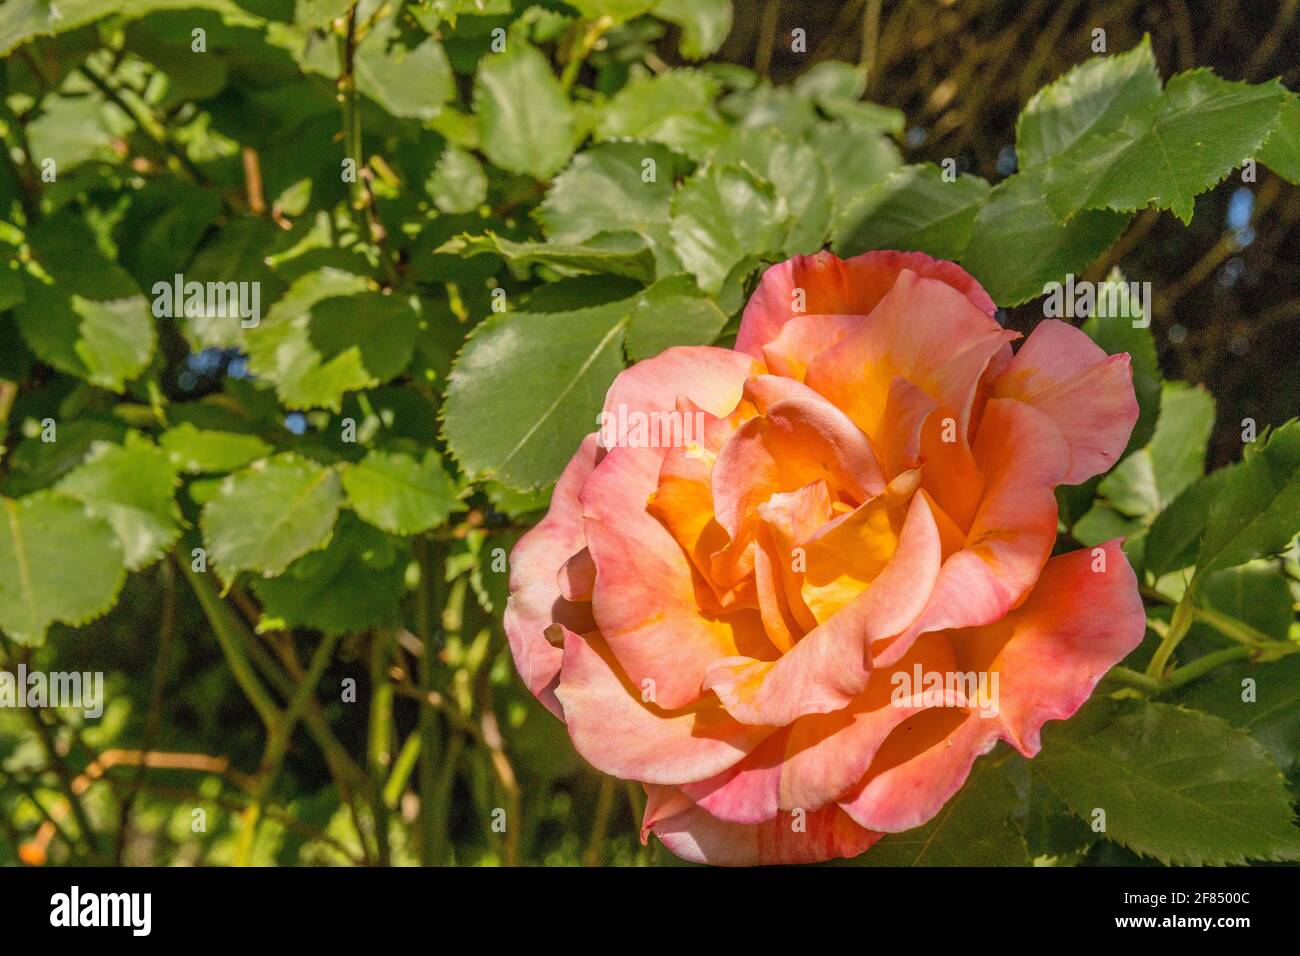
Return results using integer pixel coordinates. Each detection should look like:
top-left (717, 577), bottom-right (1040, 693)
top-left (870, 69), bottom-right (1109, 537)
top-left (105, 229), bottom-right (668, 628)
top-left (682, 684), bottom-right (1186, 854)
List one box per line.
top-left (504, 250), bottom-right (1147, 865)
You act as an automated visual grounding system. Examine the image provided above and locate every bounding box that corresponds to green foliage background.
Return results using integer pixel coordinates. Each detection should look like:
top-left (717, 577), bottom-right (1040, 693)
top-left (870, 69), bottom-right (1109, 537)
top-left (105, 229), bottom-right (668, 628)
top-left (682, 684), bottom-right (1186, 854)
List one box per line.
top-left (0, 0), bottom-right (1298, 866)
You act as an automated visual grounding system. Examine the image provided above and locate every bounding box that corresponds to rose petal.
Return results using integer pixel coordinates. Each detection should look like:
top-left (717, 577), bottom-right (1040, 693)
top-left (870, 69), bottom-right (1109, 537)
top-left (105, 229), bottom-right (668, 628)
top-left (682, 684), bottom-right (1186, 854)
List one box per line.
top-left (755, 482), bottom-right (831, 635)
top-left (648, 399), bottom-right (750, 607)
top-left (645, 788), bottom-right (880, 866)
top-left (602, 345), bottom-right (760, 421)
top-left (707, 392), bottom-right (885, 591)
top-left (555, 629), bottom-right (772, 785)
top-left (703, 491), bottom-right (942, 725)
top-left (872, 397), bottom-right (1070, 668)
top-left (762, 314), bottom-right (863, 381)
top-left (712, 392), bottom-right (886, 541)
top-left (778, 632), bottom-right (959, 812)
top-left (753, 527), bottom-right (800, 653)
top-left (679, 729), bottom-right (790, 825)
top-left (838, 710), bottom-right (1000, 832)
top-left (583, 443), bottom-right (776, 710)
top-left (504, 434), bottom-right (600, 716)
top-left (557, 547), bottom-right (595, 602)
top-left (878, 377), bottom-right (987, 531)
top-left (800, 470), bottom-right (920, 623)
top-left (956, 539), bottom-right (1145, 755)
top-left (736, 250), bottom-right (996, 359)
top-left (804, 270), bottom-right (1016, 447)
top-left (992, 319), bottom-right (1139, 484)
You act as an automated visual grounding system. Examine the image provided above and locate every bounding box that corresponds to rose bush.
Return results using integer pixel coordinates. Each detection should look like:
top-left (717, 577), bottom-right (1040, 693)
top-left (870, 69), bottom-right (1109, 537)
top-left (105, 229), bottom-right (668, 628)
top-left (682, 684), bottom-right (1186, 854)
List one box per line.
top-left (505, 250), bottom-right (1148, 865)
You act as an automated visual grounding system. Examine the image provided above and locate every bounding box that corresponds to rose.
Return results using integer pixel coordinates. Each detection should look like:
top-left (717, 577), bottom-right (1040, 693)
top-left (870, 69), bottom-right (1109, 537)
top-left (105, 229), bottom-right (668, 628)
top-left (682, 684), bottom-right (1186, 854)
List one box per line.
top-left (505, 250), bottom-right (1146, 865)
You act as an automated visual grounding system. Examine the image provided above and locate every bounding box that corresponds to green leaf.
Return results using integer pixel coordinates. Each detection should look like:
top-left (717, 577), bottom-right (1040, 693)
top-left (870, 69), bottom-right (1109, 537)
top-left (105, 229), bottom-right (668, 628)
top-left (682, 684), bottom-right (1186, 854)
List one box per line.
top-left (293, 0), bottom-right (353, 28)
top-left (536, 141), bottom-right (684, 269)
top-left (596, 70), bottom-right (730, 161)
top-left (722, 82), bottom-right (818, 136)
top-left (0, 492), bottom-right (126, 646)
top-left (1071, 502), bottom-right (1143, 548)
top-left (669, 162), bottom-right (783, 295)
top-left (0, 266), bottom-right (23, 313)
top-left (251, 513), bottom-right (407, 635)
top-left (444, 272), bottom-right (739, 489)
top-left (806, 119), bottom-right (902, 212)
top-left (1258, 91), bottom-right (1300, 185)
top-left (183, 218), bottom-right (288, 350)
top-left (849, 754), bottom-right (1030, 866)
top-left (519, 275), bottom-right (643, 312)
top-left (308, 294), bottom-right (420, 383)
top-left (0, 0), bottom-right (262, 57)
top-left (1015, 36), bottom-right (1161, 169)
top-left (566, 0), bottom-right (655, 20)
top-left (715, 131), bottom-right (832, 256)
top-left (244, 270), bottom-right (419, 411)
top-left (443, 301), bottom-right (629, 490)
top-left (159, 423), bottom-right (272, 474)
top-left (406, 0), bottom-right (510, 31)
top-left (1032, 698), bottom-right (1300, 865)
top-left (114, 180), bottom-right (223, 289)
top-left (1081, 267), bottom-right (1161, 455)
top-left (474, 39), bottom-right (575, 179)
top-left (623, 273), bottom-right (727, 360)
top-left (653, 0), bottom-right (732, 60)
top-left (1043, 71), bottom-right (1287, 224)
top-left (1196, 420), bottom-right (1300, 575)
top-left (25, 83), bottom-right (129, 172)
top-left (426, 147), bottom-right (488, 215)
top-left (1196, 560), bottom-right (1295, 640)
top-left (438, 231), bottom-right (657, 283)
top-left (2, 420), bottom-right (128, 498)
top-left (201, 454), bottom-right (343, 578)
top-left (355, 20), bottom-right (453, 121)
top-left (793, 61), bottom-right (866, 108)
top-left (833, 164), bottom-right (989, 261)
top-left (56, 433), bottom-right (181, 571)
top-left (1176, 652), bottom-right (1300, 777)
top-left (1097, 382), bottom-right (1214, 518)
top-left (341, 449), bottom-right (460, 535)
top-left (816, 98), bottom-right (905, 138)
top-left (1145, 464), bottom-right (1237, 577)
top-left (1017, 762), bottom-right (1097, 862)
top-left (961, 169), bottom-right (1129, 306)
top-left (15, 215), bottom-right (155, 391)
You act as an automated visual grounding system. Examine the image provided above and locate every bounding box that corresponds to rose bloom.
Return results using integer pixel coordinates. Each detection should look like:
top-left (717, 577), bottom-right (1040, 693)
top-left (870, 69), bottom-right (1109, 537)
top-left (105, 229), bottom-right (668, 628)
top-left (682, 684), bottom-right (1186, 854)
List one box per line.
top-left (505, 251), bottom-right (1146, 865)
